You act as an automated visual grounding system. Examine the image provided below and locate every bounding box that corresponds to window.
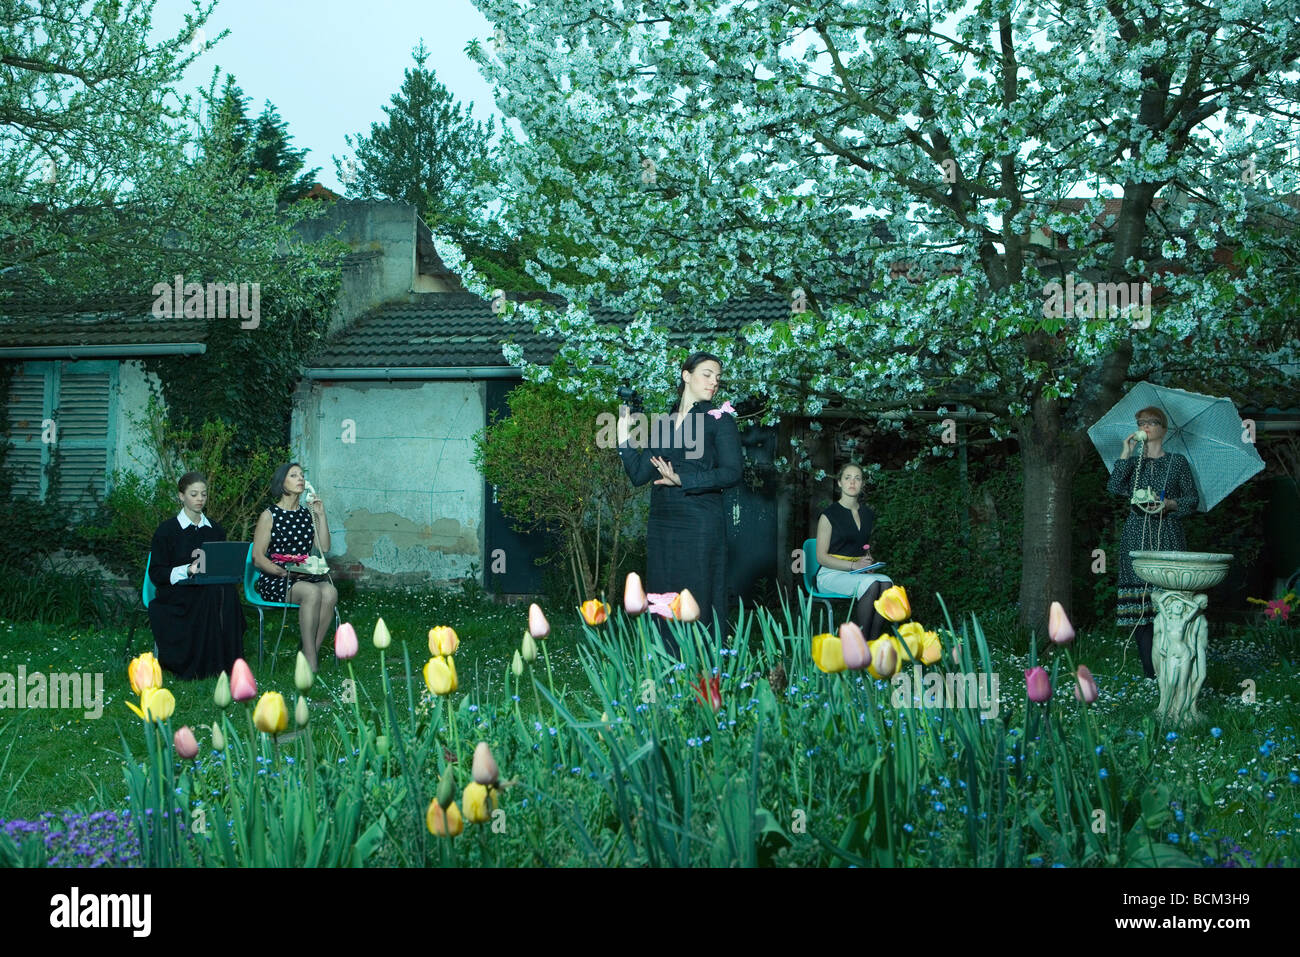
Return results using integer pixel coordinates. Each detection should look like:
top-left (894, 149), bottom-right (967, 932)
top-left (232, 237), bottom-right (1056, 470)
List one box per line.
top-left (4, 360), bottom-right (117, 510)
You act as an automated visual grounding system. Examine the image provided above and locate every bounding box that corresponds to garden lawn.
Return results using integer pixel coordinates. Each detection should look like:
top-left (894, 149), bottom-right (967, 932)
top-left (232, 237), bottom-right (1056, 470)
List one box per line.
top-left (0, 586), bottom-right (594, 822)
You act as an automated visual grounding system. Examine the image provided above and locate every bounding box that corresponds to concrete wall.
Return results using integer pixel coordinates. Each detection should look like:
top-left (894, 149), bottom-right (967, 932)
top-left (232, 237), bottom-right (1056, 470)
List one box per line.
top-left (290, 378), bottom-right (485, 583)
top-left (112, 360), bottom-right (163, 480)
top-left (292, 200), bottom-right (455, 335)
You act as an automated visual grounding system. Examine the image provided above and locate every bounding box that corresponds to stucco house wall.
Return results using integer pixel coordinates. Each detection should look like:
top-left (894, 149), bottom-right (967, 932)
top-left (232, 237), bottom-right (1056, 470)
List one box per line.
top-left (289, 377), bottom-right (485, 582)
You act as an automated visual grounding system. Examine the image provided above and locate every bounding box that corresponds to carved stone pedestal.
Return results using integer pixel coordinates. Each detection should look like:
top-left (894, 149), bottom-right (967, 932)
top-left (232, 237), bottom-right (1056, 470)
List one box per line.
top-left (1130, 551), bottom-right (1233, 727)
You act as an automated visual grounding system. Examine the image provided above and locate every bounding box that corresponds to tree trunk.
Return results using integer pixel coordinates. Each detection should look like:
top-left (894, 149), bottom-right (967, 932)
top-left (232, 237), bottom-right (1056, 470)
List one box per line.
top-left (775, 417), bottom-right (794, 591)
top-left (1016, 394), bottom-right (1086, 632)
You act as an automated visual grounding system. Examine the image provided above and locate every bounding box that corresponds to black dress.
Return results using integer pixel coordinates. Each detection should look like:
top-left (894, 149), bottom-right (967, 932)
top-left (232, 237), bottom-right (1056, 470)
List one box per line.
top-left (147, 515), bottom-right (246, 680)
top-left (1106, 452), bottom-right (1199, 627)
top-left (822, 502), bottom-right (875, 555)
top-left (253, 504), bottom-right (324, 603)
top-left (620, 400), bottom-right (743, 648)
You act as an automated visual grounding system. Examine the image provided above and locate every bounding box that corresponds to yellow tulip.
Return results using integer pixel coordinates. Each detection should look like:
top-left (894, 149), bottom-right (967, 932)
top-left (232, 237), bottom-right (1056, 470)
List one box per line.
top-left (897, 621), bottom-right (924, 661)
top-left (126, 685), bottom-right (176, 722)
top-left (127, 652), bottom-right (162, 695)
top-left (427, 797), bottom-right (464, 837)
top-left (252, 691), bottom-right (289, 734)
top-left (424, 656), bottom-right (455, 696)
top-left (373, 617), bottom-right (392, 649)
top-left (580, 599), bottom-right (609, 626)
top-left (462, 782), bottom-right (497, 824)
top-left (920, 631), bottom-right (943, 666)
top-left (814, 634), bottom-right (846, 673)
top-left (448, 655), bottom-right (458, 692)
top-left (873, 585), bottom-right (911, 623)
top-left (428, 626), bottom-right (460, 656)
top-left (867, 637), bottom-right (899, 680)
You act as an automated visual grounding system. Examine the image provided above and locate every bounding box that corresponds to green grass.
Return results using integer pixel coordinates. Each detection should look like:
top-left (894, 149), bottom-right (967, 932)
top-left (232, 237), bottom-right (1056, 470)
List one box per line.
top-left (0, 585), bottom-right (594, 821)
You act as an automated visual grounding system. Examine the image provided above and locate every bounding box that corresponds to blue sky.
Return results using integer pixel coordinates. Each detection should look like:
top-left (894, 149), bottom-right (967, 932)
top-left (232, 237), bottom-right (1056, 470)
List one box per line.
top-left (153, 0), bottom-right (502, 192)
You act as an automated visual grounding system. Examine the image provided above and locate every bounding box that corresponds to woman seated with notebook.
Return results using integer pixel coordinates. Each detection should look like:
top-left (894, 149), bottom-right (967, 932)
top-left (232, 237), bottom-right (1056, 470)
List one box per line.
top-left (815, 462), bottom-right (895, 642)
top-left (147, 471), bottom-right (246, 679)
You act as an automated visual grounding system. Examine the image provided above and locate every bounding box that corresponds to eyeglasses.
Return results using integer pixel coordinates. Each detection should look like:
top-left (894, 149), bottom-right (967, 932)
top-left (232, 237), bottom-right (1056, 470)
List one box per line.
top-left (1136, 419), bottom-right (1163, 427)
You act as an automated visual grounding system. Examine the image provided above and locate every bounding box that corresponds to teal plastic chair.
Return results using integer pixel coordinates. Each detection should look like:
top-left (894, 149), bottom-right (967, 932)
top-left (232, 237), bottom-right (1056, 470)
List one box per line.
top-left (801, 537), bottom-right (856, 633)
top-left (139, 554), bottom-right (159, 657)
top-left (242, 545), bottom-right (339, 671)
top-left (142, 553), bottom-right (156, 608)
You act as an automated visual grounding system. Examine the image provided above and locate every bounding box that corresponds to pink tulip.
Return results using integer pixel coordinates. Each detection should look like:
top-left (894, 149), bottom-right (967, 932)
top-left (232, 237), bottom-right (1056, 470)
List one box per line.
top-left (334, 622), bottom-right (359, 660)
top-left (838, 622), bottom-right (871, 671)
top-left (1025, 666), bottom-right (1052, 703)
top-left (173, 726), bottom-right (199, 760)
top-left (647, 592), bottom-right (679, 618)
top-left (624, 572), bottom-right (648, 617)
top-left (528, 603), bottom-right (550, 639)
top-left (676, 589), bottom-right (701, 623)
top-left (1048, 601), bottom-right (1075, 645)
top-left (229, 658), bottom-right (257, 702)
top-left (1074, 664), bottom-right (1099, 704)
top-left (472, 741), bottom-right (500, 787)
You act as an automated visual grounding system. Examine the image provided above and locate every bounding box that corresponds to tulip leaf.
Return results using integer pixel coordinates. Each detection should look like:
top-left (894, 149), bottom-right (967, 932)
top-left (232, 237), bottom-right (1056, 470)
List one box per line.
top-left (1139, 784), bottom-right (1173, 829)
top-left (1124, 826), bottom-right (1197, 867)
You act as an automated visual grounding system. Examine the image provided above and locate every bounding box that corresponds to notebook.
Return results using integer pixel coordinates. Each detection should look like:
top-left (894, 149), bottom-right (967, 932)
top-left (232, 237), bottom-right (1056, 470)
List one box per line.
top-left (851, 562), bottom-right (887, 574)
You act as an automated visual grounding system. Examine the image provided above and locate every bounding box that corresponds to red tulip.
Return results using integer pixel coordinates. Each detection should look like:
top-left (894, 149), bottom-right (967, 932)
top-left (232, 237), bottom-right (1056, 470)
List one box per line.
top-left (838, 622), bottom-right (871, 671)
top-left (173, 726), bottom-right (199, 760)
top-left (624, 572), bottom-right (649, 617)
top-left (1025, 666), bottom-right (1052, 703)
top-left (1048, 601), bottom-right (1075, 645)
top-left (229, 658), bottom-right (257, 702)
top-left (1074, 664), bottom-right (1099, 704)
top-left (334, 622), bottom-right (359, 660)
top-left (694, 673), bottom-right (722, 712)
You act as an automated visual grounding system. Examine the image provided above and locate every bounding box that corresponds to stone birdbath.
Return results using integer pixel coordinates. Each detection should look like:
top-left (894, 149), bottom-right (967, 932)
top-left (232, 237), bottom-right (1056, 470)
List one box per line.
top-left (1130, 551), bottom-right (1233, 727)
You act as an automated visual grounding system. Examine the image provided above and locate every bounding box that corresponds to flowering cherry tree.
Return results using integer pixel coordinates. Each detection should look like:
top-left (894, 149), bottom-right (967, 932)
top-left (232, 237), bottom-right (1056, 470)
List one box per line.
top-left (444, 0), bottom-right (1300, 627)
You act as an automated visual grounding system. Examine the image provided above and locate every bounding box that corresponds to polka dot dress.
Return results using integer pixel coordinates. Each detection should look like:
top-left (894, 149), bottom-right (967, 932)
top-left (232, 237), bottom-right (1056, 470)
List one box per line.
top-left (254, 505), bottom-right (322, 603)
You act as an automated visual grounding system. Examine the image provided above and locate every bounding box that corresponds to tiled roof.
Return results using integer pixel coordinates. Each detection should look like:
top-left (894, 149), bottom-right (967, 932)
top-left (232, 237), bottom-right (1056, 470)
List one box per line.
top-left (0, 293), bottom-right (207, 350)
top-left (307, 291), bottom-right (792, 369)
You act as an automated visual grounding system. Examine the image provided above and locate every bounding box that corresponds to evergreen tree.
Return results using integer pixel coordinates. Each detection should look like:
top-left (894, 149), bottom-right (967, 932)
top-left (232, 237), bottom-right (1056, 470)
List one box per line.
top-left (204, 75), bottom-right (318, 204)
top-left (336, 42), bottom-right (498, 250)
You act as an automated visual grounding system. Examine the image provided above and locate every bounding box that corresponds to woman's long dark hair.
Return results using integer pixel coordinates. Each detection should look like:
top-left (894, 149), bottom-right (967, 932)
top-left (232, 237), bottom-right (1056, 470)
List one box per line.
top-left (675, 351), bottom-right (722, 407)
top-left (269, 462), bottom-right (303, 502)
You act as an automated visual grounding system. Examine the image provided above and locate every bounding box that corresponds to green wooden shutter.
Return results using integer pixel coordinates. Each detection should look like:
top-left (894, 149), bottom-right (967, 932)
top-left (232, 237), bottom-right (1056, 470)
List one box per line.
top-left (5, 369), bottom-right (48, 499)
top-left (52, 367), bottom-right (114, 510)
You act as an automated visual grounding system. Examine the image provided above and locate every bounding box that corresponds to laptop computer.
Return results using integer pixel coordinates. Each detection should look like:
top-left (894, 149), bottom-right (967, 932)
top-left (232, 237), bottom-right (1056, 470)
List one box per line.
top-left (175, 541), bottom-right (249, 585)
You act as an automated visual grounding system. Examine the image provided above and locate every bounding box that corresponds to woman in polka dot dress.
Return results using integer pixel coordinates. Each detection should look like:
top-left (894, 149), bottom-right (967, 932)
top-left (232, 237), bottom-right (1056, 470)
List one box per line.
top-left (252, 462), bottom-right (338, 672)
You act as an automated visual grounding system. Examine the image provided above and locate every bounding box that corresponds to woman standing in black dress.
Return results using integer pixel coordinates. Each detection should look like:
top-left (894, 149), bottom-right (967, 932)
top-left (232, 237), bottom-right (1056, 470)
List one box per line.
top-left (147, 471), bottom-right (246, 679)
top-left (1106, 406), bottom-right (1198, 678)
top-left (252, 463), bottom-right (337, 671)
top-left (619, 352), bottom-right (743, 652)
top-left (815, 463), bottom-right (894, 642)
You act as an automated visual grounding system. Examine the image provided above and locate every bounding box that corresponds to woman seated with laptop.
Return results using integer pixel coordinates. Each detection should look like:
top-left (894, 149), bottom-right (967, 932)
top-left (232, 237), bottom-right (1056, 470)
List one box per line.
top-left (147, 471), bottom-right (247, 679)
top-left (816, 462), bottom-right (895, 642)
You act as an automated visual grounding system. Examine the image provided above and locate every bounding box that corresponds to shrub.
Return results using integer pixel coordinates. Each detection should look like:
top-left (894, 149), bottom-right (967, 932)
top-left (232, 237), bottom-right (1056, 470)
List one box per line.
top-left (474, 381), bottom-right (646, 601)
